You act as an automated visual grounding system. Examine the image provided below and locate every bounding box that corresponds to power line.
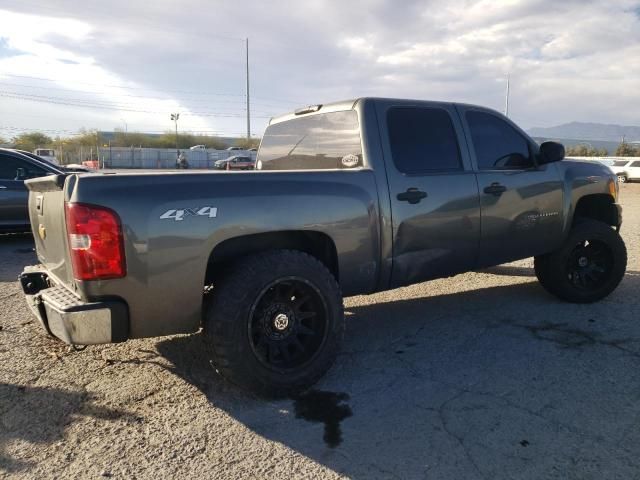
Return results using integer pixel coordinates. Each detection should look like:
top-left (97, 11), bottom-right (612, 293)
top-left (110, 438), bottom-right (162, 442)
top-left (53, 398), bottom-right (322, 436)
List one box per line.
top-left (0, 92), bottom-right (273, 118)
top-left (0, 74), bottom-right (302, 104)
top-left (0, 125), bottom-right (253, 137)
top-left (0, 81), bottom-right (293, 109)
top-left (0, 89), bottom-right (275, 116)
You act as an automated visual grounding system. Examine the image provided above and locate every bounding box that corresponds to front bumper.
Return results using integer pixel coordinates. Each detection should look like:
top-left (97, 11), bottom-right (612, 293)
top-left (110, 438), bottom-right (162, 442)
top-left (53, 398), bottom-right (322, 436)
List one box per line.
top-left (614, 203), bottom-right (623, 230)
top-left (19, 266), bottom-right (129, 345)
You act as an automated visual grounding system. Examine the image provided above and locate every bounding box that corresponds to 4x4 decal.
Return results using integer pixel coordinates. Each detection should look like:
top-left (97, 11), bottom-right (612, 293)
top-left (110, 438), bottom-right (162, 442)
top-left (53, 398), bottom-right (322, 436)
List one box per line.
top-left (160, 206), bottom-right (218, 222)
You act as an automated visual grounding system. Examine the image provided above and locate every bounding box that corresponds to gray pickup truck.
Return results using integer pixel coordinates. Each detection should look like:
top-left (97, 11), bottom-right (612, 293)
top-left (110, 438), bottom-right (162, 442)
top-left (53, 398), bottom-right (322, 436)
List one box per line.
top-left (20, 98), bottom-right (626, 396)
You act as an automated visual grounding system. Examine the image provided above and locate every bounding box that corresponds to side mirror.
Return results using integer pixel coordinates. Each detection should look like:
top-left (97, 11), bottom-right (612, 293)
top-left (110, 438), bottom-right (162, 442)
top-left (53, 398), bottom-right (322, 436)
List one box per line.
top-left (539, 141), bottom-right (565, 165)
top-left (15, 167), bottom-right (27, 180)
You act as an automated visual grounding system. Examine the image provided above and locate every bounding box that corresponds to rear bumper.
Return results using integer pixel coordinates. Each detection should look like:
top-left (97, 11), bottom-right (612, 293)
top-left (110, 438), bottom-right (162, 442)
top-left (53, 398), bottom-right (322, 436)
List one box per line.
top-left (19, 266), bottom-right (129, 345)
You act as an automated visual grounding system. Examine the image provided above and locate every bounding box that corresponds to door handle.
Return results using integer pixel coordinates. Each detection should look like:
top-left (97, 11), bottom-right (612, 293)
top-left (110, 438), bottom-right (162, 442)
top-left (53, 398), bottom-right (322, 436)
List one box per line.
top-left (397, 188), bottom-right (427, 204)
top-left (0, 186), bottom-right (7, 190)
top-left (483, 183), bottom-right (507, 196)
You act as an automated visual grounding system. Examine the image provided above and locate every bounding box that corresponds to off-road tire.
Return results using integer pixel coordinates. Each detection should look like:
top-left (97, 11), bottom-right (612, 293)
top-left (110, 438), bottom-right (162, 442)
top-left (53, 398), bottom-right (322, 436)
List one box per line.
top-left (203, 249), bottom-right (344, 397)
top-left (534, 219), bottom-right (626, 303)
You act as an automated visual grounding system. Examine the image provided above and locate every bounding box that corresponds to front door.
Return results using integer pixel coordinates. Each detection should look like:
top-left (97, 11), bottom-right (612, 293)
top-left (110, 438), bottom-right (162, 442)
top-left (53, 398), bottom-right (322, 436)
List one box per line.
top-left (0, 154), bottom-right (30, 228)
top-left (376, 101), bottom-right (481, 288)
top-left (456, 106), bottom-right (564, 267)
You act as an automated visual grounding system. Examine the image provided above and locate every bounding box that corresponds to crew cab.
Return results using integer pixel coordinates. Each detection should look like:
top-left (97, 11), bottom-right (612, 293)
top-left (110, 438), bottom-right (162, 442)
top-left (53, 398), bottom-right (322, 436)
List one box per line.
top-left (19, 98), bottom-right (626, 396)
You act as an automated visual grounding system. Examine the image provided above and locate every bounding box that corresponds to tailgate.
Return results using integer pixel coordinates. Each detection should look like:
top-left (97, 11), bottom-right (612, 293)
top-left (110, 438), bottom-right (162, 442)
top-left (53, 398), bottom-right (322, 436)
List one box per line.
top-left (25, 174), bottom-right (73, 286)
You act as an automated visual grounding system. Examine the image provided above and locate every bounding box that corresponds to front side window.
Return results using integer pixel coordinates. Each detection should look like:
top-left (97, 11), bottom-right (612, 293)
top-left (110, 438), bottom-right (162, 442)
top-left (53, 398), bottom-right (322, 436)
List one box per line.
top-left (0, 155), bottom-right (26, 180)
top-left (466, 111), bottom-right (533, 170)
top-left (0, 155), bottom-right (47, 180)
top-left (257, 110), bottom-right (362, 170)
top-left (387, 107), bottom-right (462, 174)
top-left (613, 160), bottom-right (629, 167)
top-left (630, 161), bottom-right (640, 168)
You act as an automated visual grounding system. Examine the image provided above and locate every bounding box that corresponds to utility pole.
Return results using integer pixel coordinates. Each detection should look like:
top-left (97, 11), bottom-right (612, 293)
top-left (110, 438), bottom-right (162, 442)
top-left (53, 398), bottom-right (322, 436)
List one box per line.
top-left (504, 74), bottom-right (510, 118)
top-left (246, 37), bottom-right (251, 140)
top-left (171, 113), bottom-right (180, 155)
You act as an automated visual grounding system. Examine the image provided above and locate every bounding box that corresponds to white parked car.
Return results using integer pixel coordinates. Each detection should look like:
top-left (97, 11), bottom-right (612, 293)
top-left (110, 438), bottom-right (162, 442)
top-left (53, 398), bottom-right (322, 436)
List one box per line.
top-left (610, 159), bottom-right (640, 183)
top-left (189, 145), bottom-right (206, 150)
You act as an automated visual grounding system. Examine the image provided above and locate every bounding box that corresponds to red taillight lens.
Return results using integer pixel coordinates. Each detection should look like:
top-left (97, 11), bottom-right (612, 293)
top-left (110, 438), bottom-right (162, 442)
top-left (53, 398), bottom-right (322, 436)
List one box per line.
top-left (65, 203), bottom-right (126, 281)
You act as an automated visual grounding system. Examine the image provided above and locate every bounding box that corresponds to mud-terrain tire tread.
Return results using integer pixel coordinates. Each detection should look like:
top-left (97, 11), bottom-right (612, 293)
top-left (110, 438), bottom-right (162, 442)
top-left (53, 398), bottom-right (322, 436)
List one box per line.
top-left (203, 249), bottom-right (344, 397)
top-left (534, 219), bottom-right (626, 303)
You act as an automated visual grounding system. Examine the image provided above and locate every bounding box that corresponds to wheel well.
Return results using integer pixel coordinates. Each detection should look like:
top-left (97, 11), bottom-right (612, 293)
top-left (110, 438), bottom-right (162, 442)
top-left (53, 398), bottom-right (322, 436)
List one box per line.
top-left (204, 231), bottom-right (339, 286)
top-left (573, 194), bottom-right (618, 227)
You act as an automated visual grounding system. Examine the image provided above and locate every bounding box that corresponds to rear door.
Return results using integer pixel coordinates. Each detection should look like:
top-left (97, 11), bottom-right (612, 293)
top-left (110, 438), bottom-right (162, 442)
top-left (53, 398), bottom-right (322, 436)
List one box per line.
top-left (376, 101), bottom-right (481, 287)
top-left (456, 106), bottom-right (564, 267)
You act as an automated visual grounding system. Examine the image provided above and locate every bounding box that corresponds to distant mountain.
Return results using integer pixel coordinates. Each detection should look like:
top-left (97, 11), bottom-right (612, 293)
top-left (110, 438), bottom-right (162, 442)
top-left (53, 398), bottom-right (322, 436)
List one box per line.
top-left (527, 122), bottom-right (640, 143)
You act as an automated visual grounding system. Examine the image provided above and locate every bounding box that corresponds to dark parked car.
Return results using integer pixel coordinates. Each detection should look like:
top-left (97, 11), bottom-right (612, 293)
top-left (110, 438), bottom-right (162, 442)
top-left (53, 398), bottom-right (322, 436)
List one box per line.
top-left (13, 150), bottom-right (92, 173)
top-left (0, 148), bottom-right (64, 233)
top-left (214, 155), bottom-right (255, 170)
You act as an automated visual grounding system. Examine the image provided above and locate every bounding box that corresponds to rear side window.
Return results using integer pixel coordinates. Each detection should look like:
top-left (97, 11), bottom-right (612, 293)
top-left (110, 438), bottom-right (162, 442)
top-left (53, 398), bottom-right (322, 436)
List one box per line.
top-left (387, 107), bottom-right (462, 174)
top-left (631, 161), bottom-right (640, 168)
top-left (466, 111), bottom-right (533, 170)
top-left (613, 161), bottom-right (629, 167)
top-left (257, 111), bottom-right (362, 170)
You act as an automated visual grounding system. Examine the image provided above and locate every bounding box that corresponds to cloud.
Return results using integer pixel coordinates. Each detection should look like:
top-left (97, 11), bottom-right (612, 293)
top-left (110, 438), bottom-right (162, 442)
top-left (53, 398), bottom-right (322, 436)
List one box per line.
top-left (0, 0), bottom-right (639, 139)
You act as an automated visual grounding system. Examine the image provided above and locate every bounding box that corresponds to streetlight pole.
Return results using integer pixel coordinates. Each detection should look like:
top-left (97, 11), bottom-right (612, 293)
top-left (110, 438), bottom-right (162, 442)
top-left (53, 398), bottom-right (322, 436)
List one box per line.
top-left (170, 113), bottom-right (180, 155)
top-left (246, 37), bottom-right (250, 141)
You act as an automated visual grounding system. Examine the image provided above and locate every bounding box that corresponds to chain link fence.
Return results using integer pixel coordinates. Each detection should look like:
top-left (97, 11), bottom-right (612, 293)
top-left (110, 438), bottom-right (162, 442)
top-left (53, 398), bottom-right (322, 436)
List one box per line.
top-left (94, 147), bottom-right (256, 169)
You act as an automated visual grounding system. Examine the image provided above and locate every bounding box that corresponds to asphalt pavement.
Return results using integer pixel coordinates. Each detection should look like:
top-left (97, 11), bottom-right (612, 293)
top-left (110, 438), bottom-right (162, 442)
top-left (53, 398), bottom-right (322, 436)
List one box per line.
top-left (1, 184), bottom-right (639, 479)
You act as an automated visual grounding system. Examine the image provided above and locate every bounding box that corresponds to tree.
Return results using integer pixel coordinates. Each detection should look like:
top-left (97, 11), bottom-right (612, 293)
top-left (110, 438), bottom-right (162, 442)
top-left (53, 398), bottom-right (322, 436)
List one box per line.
top-left (565, 145), bottom-right (589, 156)
top-left (234, 137), bottom-right (260, 149)
top-left (12, 132), bottom-right (53, 152)
top-left (112, 130), bottom-right (150, 148)
top-left (615, 142), bottom-right (639, 157)
top-left (565, 145), bottom-right (608, 157)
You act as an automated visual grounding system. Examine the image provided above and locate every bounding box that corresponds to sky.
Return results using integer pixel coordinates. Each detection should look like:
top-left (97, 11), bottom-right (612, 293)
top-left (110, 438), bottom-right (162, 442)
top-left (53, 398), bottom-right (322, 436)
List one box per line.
top-left (0, 0), bottom-right (639, 140)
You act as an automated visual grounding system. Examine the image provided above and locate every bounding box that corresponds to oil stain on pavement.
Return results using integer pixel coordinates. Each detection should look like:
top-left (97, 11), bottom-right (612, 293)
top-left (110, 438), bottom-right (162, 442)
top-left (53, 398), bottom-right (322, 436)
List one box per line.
top-left (293, 390), bottom-right (352, 448)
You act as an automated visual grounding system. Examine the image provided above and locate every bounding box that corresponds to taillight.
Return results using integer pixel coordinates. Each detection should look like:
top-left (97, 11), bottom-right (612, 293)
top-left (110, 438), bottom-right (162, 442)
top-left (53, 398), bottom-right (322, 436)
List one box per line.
top-left (65, 203), bottom-right (126, 280)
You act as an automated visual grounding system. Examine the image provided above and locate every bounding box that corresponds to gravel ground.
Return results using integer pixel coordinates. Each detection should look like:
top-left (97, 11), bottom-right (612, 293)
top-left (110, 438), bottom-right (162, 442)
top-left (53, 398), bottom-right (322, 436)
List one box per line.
top-left (1, 184), bottom-right (639, 480)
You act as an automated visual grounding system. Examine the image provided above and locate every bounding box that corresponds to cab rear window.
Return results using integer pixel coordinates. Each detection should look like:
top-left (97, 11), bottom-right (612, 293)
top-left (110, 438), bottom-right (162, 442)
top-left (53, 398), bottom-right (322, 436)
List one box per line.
top-left (257, 111), bottom-right (362, 170)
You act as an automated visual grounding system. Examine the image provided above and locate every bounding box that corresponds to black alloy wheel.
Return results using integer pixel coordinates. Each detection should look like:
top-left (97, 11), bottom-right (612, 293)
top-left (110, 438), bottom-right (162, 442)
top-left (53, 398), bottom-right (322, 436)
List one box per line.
top-left (534, 219), bottom-right (627, 303)
top-left (566, 239), bottom-right (614, 291)
top-left (248, 278), bottom-right (328, 371)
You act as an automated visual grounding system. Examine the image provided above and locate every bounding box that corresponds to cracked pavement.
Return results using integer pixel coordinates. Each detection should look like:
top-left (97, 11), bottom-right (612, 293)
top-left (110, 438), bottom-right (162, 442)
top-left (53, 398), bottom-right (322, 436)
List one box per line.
top-left (1, 184), bottom-right (639, 479)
